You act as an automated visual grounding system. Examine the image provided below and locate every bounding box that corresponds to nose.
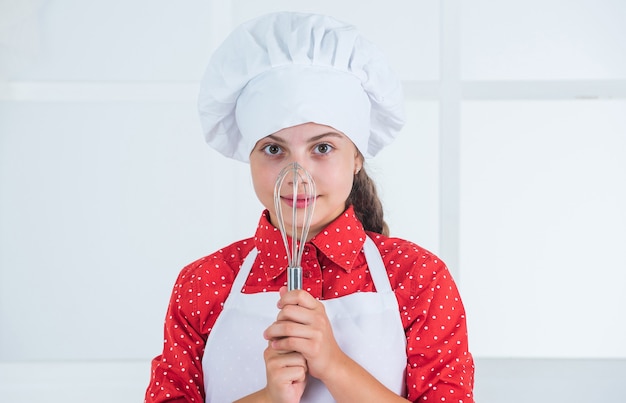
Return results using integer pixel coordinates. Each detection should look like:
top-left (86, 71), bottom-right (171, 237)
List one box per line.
top-left (276, 162), bottom-right (315, 194)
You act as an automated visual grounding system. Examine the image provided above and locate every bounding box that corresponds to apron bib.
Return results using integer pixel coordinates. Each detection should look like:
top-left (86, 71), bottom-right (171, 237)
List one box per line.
top-left (202, 237), bottom-right (407, 402)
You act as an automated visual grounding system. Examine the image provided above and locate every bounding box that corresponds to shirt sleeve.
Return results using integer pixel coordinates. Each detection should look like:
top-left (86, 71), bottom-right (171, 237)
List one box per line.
top-left (145, 265), bottom-right (208, 402)
top-left (143, 238), bottom-right (255, 402)
top-left (400, 250), bottom-right (475, 402)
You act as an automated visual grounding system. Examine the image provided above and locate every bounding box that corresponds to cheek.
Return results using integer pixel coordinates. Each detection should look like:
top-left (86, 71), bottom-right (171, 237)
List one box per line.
top-left (250, 165), bottom-right (277, 204)
top-left (317, 165), bottom-right (354, 198)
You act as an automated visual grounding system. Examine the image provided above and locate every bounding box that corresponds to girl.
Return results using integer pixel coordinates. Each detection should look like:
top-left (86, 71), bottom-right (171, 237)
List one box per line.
top-left (146, 12), bottom-right (474, 403)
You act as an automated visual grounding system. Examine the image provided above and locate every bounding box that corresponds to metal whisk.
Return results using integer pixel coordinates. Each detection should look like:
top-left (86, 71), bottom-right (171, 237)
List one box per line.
top-left (273, 162), bottom-right (317, 291)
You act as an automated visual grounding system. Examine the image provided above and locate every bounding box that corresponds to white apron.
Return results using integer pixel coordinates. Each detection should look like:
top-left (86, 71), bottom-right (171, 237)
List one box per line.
top-left (202, 237), bottom-right (407, 402)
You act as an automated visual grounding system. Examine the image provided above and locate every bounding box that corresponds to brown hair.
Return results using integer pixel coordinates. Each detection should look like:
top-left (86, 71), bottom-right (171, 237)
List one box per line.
top-left (346, 166), bottom-right (389, 236)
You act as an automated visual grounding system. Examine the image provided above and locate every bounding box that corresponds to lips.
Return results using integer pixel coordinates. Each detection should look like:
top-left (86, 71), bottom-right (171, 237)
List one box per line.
top-left (281, 195), bottom-right (317, 209)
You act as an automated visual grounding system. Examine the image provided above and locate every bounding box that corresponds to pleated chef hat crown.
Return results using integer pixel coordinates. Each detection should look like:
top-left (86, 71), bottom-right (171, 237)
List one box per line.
top-left (198, 12), bottom-right (405, 162)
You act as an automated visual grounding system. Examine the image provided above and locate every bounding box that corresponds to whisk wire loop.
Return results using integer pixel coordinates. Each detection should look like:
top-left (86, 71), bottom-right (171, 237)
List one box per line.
top-left (273, 162), bottom-right (316, 290)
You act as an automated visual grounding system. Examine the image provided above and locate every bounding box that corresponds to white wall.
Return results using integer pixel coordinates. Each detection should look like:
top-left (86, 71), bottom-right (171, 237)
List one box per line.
top-left (1, 0), bottom-right (625, 401)
top-left (458, 0), bottom-right (626, 359)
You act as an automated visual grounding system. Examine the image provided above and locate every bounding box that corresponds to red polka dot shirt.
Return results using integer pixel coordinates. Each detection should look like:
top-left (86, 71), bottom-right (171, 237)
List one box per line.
top-left (145, 206), bottom-right (474, 402)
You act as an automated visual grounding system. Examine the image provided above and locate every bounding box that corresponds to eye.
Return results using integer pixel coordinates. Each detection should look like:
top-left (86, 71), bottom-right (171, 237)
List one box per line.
top-left (262, 144), bottom-right (283, 155)
top-left (314, 143), bottom-right (333, 155)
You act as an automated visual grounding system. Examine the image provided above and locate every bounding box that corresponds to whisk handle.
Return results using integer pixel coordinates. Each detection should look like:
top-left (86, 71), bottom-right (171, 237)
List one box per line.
top-left (287, 266), bottom-right (303, 291)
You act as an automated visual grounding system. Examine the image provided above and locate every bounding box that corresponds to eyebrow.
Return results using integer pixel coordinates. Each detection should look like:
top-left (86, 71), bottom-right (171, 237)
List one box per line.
top-left (266, 131), bottom-right (345, 144)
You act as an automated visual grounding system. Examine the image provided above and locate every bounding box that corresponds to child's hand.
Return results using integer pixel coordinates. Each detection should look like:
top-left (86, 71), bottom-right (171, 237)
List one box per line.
top-left (264, 286), bottom-right (344, 383)
top-left (262, 341), bottom-right (307, 403)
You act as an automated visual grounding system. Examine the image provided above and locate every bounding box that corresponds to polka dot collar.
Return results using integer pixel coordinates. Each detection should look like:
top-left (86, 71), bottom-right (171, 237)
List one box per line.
top-left (253, 206), bottom-right (367, 281)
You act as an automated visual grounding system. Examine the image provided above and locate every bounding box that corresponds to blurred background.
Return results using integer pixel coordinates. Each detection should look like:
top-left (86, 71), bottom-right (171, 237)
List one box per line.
top-left (1, 0), bottom-right (625, 402)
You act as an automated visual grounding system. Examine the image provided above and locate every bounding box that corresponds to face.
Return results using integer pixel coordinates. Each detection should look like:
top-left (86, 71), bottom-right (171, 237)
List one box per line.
top-left (249, 122), bottom-right (363, 240)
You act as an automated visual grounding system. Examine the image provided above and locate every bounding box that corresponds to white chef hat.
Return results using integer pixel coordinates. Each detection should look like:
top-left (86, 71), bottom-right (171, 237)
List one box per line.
top-left (198, 12), bottom-right (405, 162)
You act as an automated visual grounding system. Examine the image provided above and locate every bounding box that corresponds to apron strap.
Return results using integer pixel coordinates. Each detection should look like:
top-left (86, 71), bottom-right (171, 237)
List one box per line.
top-left (362, 237), bottom-right (392, 293)
top-left (231, 247), bottom-right (259, 294)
